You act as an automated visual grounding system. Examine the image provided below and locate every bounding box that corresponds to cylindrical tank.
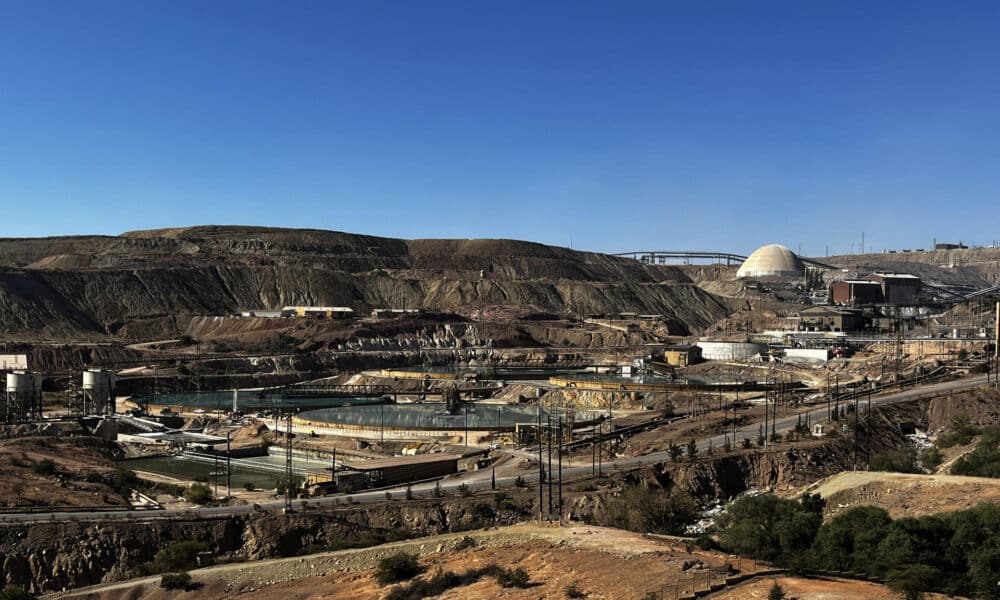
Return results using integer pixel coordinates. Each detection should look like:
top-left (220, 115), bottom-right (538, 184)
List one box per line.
top-left (6, 371), bottom-right (42, 402)
top-left (5, 371), bottom-right (42, 420)
top-left (696, 341), bottom-right (767, 361)
top-left (83, 369), bottom-right (117, 414)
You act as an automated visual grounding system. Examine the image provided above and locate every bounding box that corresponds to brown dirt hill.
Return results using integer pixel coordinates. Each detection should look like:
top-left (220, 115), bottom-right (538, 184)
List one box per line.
top-left (0, 226), bottom-right (731, 340)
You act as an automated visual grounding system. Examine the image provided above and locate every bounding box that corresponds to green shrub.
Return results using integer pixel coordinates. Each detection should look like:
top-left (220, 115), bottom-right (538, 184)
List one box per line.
top-left (375, 552), bottom-right (424, 585)
top-left (937, 415), bottom-right (981, 449)
top-left (491, 566), bottom-right (529, 588)
top-left (920, 447), bottom-right (943, 471)
top-left (0, 587), bottom-right (37, 600)
top-left (767, 581), bottom-right (786, 600)
top-left (31, 459), bottom-right (57, 476)
top-left (888, 564), bottom-right (941, 600)
top-left (184, 483), bottom-right (213, 504)
top-left (150, 541), bottom-right (208, 573)
top-left (160, 571), bottom-right (192, 590)
top-left (870, 448), bottom-right (919, 473)
top-left (596, 485), bottom-right (697, 535)
top-left (952, 427), bottom-right (1000, 478)
top-left (244, 482), bottom-right (255, 491)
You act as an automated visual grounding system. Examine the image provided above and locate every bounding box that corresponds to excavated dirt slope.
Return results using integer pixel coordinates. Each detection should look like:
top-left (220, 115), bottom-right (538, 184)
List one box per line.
top-left (0, 226), bottom-right (730, 340)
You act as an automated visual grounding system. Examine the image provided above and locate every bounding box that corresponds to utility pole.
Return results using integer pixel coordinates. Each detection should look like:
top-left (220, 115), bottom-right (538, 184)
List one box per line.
top-left (226, 431), bottom-right (232, 499)
top-left (537, 406), bottom-right (543, 520)
top-left (285, 412), bottom-right (294, 512)
top-left (853, 387), bottom-right (859, 471)
top-left (867, 386), bottom-right (872, 469)
top-left (547, 414), bottom-right (553, 517)
top-left (558, 416), bottom-right (563, 520)
top-left (597, 420), bottom-right (603, 477)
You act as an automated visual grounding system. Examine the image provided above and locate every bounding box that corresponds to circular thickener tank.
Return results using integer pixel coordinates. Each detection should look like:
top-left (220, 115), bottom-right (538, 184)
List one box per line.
top-left (696, 341), bottom-right (766, 361)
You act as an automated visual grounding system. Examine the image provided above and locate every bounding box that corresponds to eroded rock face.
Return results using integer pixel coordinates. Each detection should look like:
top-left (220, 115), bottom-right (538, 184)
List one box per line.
top-left (0, 226), bottom-right (731, 340)
top-left (0, 498), bottom-right (528, 593)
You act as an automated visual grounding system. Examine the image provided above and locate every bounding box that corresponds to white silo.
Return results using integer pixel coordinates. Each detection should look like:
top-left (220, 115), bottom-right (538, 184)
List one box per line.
top-left (5, 371), bottom-right (42, 422)
top-left (83, 369), bottom-right (117, 415)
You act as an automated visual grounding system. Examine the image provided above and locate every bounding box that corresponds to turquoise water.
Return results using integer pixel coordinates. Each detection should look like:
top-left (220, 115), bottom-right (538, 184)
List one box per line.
top-left (134, 390), bottom-right (386, 410)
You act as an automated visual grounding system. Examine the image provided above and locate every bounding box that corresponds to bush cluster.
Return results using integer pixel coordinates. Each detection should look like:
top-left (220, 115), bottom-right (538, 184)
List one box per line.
top-left (595, 484), bottom-right (697, 535)
top-left (717, 494), bottom-right (1000, 599)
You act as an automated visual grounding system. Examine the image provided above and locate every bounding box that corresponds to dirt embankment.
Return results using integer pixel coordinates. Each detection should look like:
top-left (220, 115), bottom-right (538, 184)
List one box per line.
top-left (48, 524), bottom-right (764, 600)
top-left (0, 434), bottom-right (127, 510)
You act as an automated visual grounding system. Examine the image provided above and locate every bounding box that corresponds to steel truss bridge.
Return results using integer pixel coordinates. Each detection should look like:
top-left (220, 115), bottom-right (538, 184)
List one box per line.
top-left (614, 250), bottom-right (836, 270)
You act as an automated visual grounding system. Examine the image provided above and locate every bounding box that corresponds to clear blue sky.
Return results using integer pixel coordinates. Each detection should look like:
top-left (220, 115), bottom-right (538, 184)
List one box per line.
top-left (2, 1), bottom-right (998, 256)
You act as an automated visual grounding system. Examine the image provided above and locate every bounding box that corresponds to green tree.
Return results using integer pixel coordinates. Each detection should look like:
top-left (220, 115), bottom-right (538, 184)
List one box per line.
top-left (810, 506), bottom-right (891, 572)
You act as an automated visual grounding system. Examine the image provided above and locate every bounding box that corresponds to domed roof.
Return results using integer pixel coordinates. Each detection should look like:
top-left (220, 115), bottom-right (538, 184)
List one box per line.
top-left (736, 244), bottom-right (805, 279)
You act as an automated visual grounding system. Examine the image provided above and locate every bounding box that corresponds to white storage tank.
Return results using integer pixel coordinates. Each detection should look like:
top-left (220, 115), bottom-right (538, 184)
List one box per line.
top-left (696, 341), bottom-right (767, 361)
top-left (83, 369), bottom-right (117, 415)
top-left (5, 371), bottom-right (42, 421)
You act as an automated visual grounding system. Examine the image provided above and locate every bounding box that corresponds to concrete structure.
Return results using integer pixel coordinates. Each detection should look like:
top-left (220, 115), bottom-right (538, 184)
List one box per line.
top-left (0, 354), bottom-right (28, 370)
top-left (83, 369), bottom-right (117, 415)
top-left (281, 306), bottom-right (354, 319)
top-left (865, 273), bottom-right (921, 305)
top-left (783, 348), bottom-right (832, 364)
top-left (830, 280), bottom-right (883, 305)
top-left (334, 454), bottom-right (460, 490)
top-left (239, 309), bottom-right (285, 318)
top-left (696, 341), bottom-right (766, 361)
top-left (4, 371), bottom-right (42, 422)
top-left (796, 306), bottom-right (864, 332)
top-left (663, 344), bottom-right (702, 367)
top-left (736, 244), bottom-right (805, 280)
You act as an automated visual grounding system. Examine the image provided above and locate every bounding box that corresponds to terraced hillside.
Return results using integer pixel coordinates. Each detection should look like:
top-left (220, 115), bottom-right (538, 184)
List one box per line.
top-left (0, 226), bottom-right (731, 340)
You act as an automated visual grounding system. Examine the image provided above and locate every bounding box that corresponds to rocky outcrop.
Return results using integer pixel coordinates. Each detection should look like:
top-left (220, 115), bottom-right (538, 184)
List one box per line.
top-left (0, 498), bottom-right (528, 593)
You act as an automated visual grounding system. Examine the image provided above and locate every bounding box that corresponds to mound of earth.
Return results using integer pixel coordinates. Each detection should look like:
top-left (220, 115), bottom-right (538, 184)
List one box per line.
top-left (797, 470), bottom-right (1000, 520)
top-left (0, 435), bottom-right (129, 509)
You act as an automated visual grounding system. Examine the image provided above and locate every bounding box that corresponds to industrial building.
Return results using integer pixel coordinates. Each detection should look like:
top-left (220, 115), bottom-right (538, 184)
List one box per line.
top-left (663, 344), bottom-right (702, 367)
top-left (795, 306), bottom-right (865, 332)
top-left (0, 354), bottom-right (28, 370)
top-left (736, 244), bottom-right (805, 280)
top-left (281, 306), bottom-right (355, 319)
top-left (865, 273), bottom-right (921, 305)
top-left (830, 280), bottom-right (884, 305)
top-left (333, 454), bottom-right (461, 490)
top-left (696, 341), bottom-right (766, 361)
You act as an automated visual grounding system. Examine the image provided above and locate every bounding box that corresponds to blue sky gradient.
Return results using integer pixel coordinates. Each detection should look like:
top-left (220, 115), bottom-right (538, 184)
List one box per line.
top-left (1, 1), bottom-right (998, 255)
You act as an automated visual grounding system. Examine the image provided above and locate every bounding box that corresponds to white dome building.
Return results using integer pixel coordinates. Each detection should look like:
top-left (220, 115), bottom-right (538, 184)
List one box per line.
top-left (736, 244), bottom-right (805, 279)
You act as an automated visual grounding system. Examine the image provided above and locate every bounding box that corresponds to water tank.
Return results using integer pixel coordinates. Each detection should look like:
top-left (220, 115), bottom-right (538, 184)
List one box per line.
top-left (83, 369), bottom-right (117, 414)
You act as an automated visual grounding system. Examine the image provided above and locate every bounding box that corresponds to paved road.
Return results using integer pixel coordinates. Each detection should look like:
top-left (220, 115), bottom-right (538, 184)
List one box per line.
top-left (0, 374), bottom-right (990, 524)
